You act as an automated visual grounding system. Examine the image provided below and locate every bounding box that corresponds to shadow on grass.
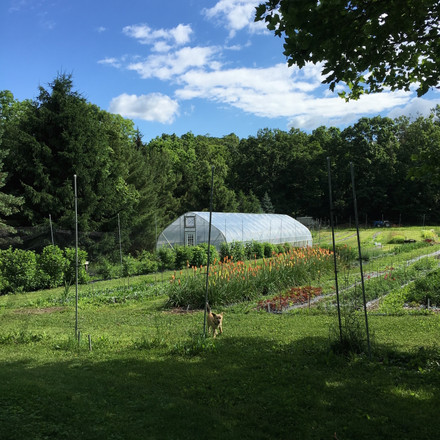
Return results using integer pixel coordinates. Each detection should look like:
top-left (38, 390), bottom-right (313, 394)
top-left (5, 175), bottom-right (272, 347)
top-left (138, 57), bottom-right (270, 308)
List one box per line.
top-left (0, 336), bottom-right (439, 440)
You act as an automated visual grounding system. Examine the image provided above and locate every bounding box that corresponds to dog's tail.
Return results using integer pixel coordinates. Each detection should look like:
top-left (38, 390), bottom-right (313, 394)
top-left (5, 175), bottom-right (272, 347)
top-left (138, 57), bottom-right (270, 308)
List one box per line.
top-left (206, 302), bottom-right (211, 313)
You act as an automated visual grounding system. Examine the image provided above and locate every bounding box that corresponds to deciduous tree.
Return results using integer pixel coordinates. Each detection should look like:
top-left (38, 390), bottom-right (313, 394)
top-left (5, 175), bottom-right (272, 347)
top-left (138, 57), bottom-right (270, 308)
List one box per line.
top-left (256, 0), bottom-right (440, 99)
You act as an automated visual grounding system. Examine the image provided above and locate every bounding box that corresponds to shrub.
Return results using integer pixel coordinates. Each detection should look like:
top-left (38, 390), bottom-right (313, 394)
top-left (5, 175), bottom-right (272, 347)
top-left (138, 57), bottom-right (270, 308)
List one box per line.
top-left (0, 247), bottom-right (38, 293)
top-left (251, 241), bottom-right (265, 259)
top-left (95, 258), bottom-right (119, 280)
top-left (157, 246), bottom-right (176, 271)
top-left (219, 242), bottom-right (231, 261)
top-left (198, 243), bottom-right (219, 265)
top-left (37, 245), bottom-right (67, 289)
top-left (263, 242), bottom-right (275, 258)
top-left (190, 245), bottom-right (208, 267)
top-left (174, 245), bottom-right (194, 270)
top-left (137, 251), bottom-right (159, 274)
top-left (63, 247), bottom-right (89, 285)
top-left (230, 241), bottom-right (245, 262)
top-left (122, 254), bottom-right (139, 277)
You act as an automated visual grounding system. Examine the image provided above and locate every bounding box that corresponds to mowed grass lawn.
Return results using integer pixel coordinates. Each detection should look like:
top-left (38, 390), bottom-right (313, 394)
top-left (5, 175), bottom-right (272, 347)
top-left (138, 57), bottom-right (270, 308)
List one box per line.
top-left (1, 288), bottom-right (439, 440)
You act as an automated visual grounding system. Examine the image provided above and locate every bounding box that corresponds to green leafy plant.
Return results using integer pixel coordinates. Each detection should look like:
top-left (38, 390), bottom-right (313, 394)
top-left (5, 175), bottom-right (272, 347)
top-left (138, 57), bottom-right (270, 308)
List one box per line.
top-left (157, 246), bottom-right (176, 271)
top-left (37, 245), bottom-right (67, 288)
top-left (0, 247), bottom-right (38, 293)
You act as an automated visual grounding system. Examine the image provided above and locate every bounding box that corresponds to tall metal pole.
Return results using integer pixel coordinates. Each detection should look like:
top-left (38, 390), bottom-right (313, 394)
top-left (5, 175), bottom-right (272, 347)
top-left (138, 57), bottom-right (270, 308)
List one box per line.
top-left (350, 162), bottom-right (371, 358)
top-left (327, 158), bottom-right (342, 343)
top-left (118, 213), bottom-right (123, 268)
top-left (203, 166), bottom-right (215, 337)
top-left (74, 175), bottom-right (79, 337)
top-left (49, 214), bottom-right (55, 246)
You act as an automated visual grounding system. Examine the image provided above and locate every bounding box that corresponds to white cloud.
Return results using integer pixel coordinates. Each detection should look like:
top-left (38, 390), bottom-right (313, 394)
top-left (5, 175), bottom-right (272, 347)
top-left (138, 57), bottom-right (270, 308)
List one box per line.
top-left (203, 0), bottom-right (267, 37)
top-left (174, 62), bottom-right (413, 128)
top-left (123, 23), bottom-right (193, 50)
top-left (108, 93), bottom-right (179, 124)
top-left (386, 97), bottom-right (440, 120)
top-left (98, 57), bottom-right (122, 68)
top-left (127, 46), bottom-right (219, 80)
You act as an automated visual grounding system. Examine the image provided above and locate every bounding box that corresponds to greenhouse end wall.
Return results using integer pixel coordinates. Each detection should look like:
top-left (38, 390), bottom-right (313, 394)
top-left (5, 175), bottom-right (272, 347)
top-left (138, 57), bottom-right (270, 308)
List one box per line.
top-left (156, 212), bottom-right (312, 250)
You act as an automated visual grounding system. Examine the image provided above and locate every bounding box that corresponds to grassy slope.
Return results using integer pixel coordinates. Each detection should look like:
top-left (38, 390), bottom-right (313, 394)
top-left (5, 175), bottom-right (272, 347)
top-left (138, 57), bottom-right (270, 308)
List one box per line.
top-left (1, 227), bottom-right (440, 440)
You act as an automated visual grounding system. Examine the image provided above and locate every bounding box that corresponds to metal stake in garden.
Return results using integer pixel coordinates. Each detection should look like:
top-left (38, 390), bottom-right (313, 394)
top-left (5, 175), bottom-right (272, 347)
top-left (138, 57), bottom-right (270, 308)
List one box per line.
top-left (118, 213), bottom-right (123, 268)
top-left (203, 166), bottom-right (215, 338)
top-left (350, 162), bottom-right (371, 358)
top-left (49, 214), bottom-right (55, 246)
top-left (327, 157), bottom-right (343, 343)
top-left (74, 175), bottom-right (79, 337)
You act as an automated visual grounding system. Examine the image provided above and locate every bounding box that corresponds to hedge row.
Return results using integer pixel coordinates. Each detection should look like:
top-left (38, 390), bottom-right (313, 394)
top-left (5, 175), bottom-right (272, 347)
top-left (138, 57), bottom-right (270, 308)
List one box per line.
top-left (0, 245), bottom-right (88, 294)
top-left (94, 242), bottom-right (297, 280)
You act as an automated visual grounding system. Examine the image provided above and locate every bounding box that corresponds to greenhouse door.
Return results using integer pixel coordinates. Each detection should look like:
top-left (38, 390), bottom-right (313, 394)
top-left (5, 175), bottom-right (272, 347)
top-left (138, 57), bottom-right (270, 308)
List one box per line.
top-left (185, 232), bottom-right (195, 247)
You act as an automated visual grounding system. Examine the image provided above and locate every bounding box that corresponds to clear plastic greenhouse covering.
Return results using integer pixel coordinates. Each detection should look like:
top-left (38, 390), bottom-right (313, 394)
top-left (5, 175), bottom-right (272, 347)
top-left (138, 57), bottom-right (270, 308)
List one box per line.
top-left (156, 212), bottom-right (312, 250)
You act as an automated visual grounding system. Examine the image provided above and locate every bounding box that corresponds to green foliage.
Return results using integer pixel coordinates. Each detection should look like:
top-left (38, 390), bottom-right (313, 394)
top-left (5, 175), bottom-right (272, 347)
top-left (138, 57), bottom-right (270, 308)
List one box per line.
top-left (251, 241), bottom-right (265, 259)
top-left (94, 258), bottom-right (119, 280)
top-left (263, 242), bottom-right (275, 257)
top-left (157, 246), bottom-right (176, 271)
top-left (36, 245), bottom-right (67, 288)
top-left (392, 241), bottom-right (432, 254)
top-left (322, 244), bottom-right (357, 265)
top-left (174, 245), bottom-right (194, 270)
top-left (230, 241), bottom-right (245, 262)
top-left (421, 229), bottom-right (438, 240)
top-left (122, 254), bottom-right (138, 277)
top-left (137, 250), bottom-right (159, 275)
top-left (388, 235), bottom-right (406, 244)
top-left (189, 245), bottom-right (207, 267)
top-left (0, 247), bottom-right (38, 293)
top-left (63, 247), bottom-right (89, 285)
top-left (200, 243), bottom-right (219, 264)
top-left (406, 268), bottom-right (440, 306)
top-left (256, 0), bottom-right (439, 99)
top-left (171, 331), bottom-right (217, 357)
top-left (330, 307), bottom-right (370, 356)
top-left (219, 242), bottom-right (230, 262)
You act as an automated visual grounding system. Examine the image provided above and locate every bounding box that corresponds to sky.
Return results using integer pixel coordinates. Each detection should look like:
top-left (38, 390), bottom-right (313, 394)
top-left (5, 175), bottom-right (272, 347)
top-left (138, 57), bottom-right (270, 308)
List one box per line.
top-left (1, 0), bottom-right (439, 143)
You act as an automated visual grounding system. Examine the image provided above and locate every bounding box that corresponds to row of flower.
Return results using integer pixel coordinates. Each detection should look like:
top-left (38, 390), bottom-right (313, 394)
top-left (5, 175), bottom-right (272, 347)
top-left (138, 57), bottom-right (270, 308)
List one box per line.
top-left (166, 246), bottom-right (334, 308)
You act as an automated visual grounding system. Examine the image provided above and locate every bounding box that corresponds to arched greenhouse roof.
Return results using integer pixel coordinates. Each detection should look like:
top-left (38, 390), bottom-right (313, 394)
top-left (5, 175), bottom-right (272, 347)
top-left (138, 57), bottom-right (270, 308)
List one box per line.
top-left (156, 212), bottom-right (312, 250)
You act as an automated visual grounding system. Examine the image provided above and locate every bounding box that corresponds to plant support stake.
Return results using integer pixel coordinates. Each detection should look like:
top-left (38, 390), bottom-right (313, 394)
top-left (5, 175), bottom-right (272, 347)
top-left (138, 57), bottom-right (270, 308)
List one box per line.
top-left (327, 157), bottom-right (343, 343)
top-left (49, 214), bottom-right (54, 246)
top-left (350, 162), bottom-right (371, 358)
top-left (203, 166), bottom-right (215, 338)
top-left (74, 175), bottom-right (79, 337)
top-left (118, 213), bottom-right (123, 268)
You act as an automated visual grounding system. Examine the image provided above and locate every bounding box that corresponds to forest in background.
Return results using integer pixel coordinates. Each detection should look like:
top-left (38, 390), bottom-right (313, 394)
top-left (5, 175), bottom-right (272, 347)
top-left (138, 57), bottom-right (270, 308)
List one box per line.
top-left (1, 74), bottom-right (440, 258)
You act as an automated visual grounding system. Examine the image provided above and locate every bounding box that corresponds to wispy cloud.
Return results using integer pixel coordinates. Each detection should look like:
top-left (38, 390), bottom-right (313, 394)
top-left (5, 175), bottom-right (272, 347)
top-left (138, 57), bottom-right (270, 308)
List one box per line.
top-left (127, 46), bottom-right (220, 80)
top-left (109, 93), bottom-right (179, 124)
top-left (202, 0), bottom-right (266, 38)
top-left (123, 23), bottom-right (193, 51)
top-left (98, 57), bottom-right (122, 68)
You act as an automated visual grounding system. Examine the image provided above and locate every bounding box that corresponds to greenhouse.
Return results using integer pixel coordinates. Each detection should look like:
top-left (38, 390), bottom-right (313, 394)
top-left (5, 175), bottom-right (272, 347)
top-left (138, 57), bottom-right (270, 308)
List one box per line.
top-left (156, 212), bottom-right (312, 250)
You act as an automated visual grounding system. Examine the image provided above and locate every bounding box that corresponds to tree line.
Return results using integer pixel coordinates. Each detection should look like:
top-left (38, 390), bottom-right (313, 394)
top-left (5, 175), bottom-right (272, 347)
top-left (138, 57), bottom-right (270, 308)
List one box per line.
top-left (1, 74), bottom-right (439, 258)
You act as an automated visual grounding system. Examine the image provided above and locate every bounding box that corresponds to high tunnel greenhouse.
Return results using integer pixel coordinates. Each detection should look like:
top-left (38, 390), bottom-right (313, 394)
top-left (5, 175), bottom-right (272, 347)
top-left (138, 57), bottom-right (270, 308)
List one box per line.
top-left (156, 212), bottom-right (313, 250)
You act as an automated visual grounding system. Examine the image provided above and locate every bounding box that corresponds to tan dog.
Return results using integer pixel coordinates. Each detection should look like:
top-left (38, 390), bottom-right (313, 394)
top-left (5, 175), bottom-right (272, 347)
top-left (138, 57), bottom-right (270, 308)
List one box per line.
top-left (206, 303), bottom-right (223, 338)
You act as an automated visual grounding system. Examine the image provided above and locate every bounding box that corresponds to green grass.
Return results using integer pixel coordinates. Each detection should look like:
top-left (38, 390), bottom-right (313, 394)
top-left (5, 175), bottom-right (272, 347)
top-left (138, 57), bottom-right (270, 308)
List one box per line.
top-left (1, 226), bottom-right (440, 439)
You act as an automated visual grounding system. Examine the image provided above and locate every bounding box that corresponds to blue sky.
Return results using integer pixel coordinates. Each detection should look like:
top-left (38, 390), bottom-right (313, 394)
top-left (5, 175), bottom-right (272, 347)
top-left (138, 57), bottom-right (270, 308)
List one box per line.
top-left (2, 0), bottom-right (439, 142)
